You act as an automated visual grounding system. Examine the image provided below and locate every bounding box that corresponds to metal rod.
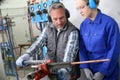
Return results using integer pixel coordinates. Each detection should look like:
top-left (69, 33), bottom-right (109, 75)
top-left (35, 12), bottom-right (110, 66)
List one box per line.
top-left (71, 59), bottom-right (109, 65)
top-left (28, 59), bottom-right (109, 68)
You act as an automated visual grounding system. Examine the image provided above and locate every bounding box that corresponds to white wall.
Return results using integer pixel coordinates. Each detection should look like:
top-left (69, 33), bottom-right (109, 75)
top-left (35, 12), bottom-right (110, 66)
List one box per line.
top-left (61, 0), bottom-right (120, 28)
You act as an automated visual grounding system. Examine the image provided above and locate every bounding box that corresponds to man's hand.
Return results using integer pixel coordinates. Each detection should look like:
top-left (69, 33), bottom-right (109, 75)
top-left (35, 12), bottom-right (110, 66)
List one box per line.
top-left (93, 72), bottom-right (104, 80)
top-left (83, 68), bottom-right (94, 80)
top-left (16, 54), bottom-right (30, 66)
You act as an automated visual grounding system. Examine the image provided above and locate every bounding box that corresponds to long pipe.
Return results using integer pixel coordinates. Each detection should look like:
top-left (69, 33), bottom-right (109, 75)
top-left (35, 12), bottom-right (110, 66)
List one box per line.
top-left (71, 59), bottom-right (109, 65)
top-left (25, 59), bottom-right (109, 80)
top-left (24, 59), bottom-right (109, 69)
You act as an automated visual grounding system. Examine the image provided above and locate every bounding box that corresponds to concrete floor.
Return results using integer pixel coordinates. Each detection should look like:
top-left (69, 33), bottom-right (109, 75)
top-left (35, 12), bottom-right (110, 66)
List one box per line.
top-left (6, 67), bottom-right (33, 80)
top-left (6, 67), bottom-right (84, 80)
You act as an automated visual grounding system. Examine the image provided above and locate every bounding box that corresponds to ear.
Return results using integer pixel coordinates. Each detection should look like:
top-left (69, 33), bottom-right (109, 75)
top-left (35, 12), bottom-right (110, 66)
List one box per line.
top-left (47, 15), bottom-right (52, 22)
top-left (65, 9), bottom-right (70, 18)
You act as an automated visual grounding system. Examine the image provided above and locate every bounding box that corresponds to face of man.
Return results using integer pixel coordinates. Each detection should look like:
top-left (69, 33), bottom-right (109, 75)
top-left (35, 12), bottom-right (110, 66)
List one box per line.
top-left (75, 0), bottom-right (92, 19)
top-left (49, 8), bottom-right (67, 29)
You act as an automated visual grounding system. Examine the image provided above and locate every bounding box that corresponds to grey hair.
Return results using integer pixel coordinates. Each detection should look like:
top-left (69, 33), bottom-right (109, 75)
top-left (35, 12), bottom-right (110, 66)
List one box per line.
top-left (48, 2), bottom-right (66, 15)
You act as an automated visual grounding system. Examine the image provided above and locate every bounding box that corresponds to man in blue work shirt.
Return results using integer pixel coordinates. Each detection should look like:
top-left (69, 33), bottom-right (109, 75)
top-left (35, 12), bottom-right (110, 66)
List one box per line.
top-left (75, 0), bottom-right (120, 80)
top-left (16, 2), bottom-right (80, 80)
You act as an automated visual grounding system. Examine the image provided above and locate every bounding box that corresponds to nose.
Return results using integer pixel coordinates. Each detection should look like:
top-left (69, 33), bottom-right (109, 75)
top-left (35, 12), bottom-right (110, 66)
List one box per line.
top-left (57, 19), bottom-right (62, 24)
top-left (79, 9), bottom-right (83, 15)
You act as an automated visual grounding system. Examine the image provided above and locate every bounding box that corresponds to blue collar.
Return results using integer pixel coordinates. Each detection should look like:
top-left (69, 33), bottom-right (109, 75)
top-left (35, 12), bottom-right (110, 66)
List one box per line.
top-left (86, 9), bottom-right (102, 24)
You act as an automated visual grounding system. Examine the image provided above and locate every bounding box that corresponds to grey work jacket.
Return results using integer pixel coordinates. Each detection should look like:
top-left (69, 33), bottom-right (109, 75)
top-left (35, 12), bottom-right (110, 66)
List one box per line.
top-left (46, 21), bottom-right (78, 62)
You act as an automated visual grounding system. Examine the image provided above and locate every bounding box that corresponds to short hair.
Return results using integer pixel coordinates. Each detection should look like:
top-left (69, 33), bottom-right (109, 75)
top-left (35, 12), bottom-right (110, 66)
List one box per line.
top-left (48, 2), bottom-right (66, 16)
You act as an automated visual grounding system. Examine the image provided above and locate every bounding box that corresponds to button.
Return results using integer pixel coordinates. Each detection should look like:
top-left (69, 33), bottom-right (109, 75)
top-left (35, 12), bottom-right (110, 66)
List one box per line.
top-left (93, 34), bottom-right (96, 36)
top-left (85, 33), bottom-right (88, 36)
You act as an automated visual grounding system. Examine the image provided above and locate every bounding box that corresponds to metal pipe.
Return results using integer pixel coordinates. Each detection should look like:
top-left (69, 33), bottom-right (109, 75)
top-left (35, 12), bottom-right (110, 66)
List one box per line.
top-left (71, 59), bottom-right (109, 65)
top-left (24, 59), bottom-right (109, 68)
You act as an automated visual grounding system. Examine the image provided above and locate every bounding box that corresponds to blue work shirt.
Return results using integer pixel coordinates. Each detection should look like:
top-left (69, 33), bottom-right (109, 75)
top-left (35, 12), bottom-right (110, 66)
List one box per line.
top-left (80, 9), bottom-right (120, 80)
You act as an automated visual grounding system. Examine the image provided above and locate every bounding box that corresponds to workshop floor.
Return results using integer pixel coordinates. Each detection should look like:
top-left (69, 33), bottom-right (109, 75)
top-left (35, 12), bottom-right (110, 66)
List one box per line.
top-left (6, 67), bottom-right (33, 80)
top-left (6, 68), bottom-right (84, 80)
top-left (6, 66), bottom-right (56, 80)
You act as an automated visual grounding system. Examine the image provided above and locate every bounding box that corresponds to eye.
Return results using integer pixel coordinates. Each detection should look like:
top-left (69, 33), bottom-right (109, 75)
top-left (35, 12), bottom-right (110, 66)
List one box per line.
top-left (53, 18), bottom-right (57, 21)
top-left (77, 5), bottom-right (86, 10)
top-left (81, 5), bottom-right (85, 9)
